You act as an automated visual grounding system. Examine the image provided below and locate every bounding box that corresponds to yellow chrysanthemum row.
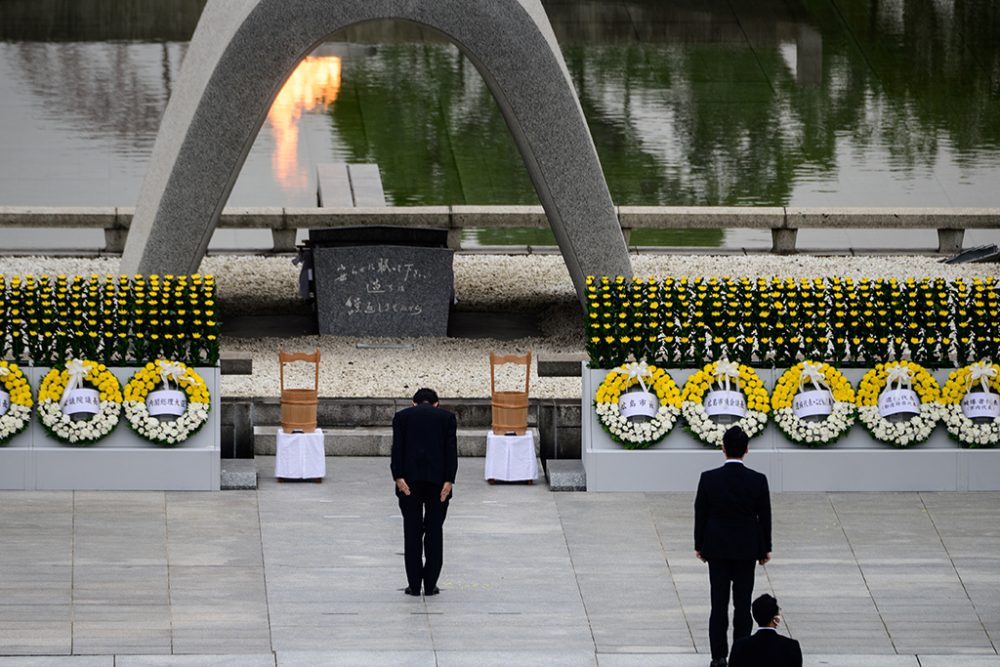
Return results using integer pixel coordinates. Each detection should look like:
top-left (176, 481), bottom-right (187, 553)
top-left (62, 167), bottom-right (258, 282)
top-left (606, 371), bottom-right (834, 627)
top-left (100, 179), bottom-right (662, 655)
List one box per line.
top-left (0, 361), bottom-right (34, 407)
top-left (681, 362), bottom-right (770, 413)
top-left (856, 361), bottom-right (940, 407)
top-left (38, 362), bottom-right (123, 404)
top-left (771, 362), bottom-right (855, 410)
top-left (595, 364), bottom-right (682, 408)
top-left (123, 362), bottom-right (210, 404)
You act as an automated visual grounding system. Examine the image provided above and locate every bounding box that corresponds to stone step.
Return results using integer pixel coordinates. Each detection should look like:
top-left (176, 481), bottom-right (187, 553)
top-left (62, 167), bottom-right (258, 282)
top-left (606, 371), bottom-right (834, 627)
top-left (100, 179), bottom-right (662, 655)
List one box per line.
top-left (253, 426), bottom-right (540, 457)
top-left (220, 458), bottom-right (257, 490)
top-left (545, 459), bottom-right (586, 491)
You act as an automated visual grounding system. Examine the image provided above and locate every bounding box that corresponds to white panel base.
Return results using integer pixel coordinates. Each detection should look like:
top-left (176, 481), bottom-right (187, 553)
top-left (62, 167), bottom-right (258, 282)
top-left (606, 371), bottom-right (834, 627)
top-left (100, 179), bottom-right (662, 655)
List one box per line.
top-left (583, 365), bottom-right (1000, 492)
top-left (4, 366), bottom-right (221, 491)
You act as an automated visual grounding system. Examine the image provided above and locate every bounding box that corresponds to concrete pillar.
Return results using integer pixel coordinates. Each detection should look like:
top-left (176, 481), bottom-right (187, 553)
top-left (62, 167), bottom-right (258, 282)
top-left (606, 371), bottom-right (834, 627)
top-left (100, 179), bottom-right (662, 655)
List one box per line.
top-left (122, 0), bottom-right (632, 303)
top-left (771, 228), bottom-right (799, 254)
top-left (937, 229), bottom-right (965, 254)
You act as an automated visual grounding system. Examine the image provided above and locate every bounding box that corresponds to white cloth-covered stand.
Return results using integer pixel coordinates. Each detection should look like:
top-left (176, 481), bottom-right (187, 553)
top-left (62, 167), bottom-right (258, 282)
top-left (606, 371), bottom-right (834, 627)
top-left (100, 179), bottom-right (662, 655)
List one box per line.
top-left (275, 428), bottom-right (326, 480)
top-left (484, 432), bottom-right (538, 482)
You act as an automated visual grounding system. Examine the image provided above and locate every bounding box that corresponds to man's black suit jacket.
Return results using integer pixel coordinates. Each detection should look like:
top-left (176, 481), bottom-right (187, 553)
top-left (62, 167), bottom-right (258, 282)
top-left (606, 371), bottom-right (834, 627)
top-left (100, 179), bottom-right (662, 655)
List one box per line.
top-left (729, 628), bottom-right (802, 666)
top-left (694, 461), bottom-right (771, 561)
top-left (390, 403), bottom-right (458, 485)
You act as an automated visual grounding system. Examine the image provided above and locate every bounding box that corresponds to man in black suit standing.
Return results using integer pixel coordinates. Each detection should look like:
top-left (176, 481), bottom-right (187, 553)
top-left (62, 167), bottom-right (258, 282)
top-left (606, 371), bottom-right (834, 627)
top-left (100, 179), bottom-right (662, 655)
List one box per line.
top-left (694, 426), bottom-right (772, 667)
top-left (391, 388), bottom-right (458, 597)
top-left (729, 594), bottom-right (802, 666)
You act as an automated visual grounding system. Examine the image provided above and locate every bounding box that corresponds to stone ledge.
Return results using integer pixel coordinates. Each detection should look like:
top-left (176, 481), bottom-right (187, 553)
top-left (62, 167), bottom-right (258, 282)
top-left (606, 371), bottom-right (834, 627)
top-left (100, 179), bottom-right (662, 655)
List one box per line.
top-left (221, 458), bottom-right (257, 490)
top-left (546, 459), bottom-right (586, 491)
top-left (537, 353), bottom-right (586, 377)
top-left (253, 426), bottom-right (540, 457)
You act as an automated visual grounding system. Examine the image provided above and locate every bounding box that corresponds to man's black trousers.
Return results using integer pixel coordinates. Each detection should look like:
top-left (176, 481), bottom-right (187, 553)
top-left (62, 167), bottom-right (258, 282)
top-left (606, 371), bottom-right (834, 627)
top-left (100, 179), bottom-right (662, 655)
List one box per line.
top-left (708, 558), bottom-right (757, 659)
top-left (398, 480), bottom-right (450, 592)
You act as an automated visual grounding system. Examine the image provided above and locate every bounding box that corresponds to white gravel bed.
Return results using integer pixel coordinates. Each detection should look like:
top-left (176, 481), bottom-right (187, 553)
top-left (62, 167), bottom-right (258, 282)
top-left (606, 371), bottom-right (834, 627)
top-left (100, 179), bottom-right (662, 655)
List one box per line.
top-left (3, 254), bottom-right (997, 399)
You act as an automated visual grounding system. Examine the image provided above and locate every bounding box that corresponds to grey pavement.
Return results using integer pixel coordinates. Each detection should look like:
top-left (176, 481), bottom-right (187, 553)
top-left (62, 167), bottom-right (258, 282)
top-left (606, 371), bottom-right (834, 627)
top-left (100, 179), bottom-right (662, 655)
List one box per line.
top-left (0, 457), bottom-right (998, 666)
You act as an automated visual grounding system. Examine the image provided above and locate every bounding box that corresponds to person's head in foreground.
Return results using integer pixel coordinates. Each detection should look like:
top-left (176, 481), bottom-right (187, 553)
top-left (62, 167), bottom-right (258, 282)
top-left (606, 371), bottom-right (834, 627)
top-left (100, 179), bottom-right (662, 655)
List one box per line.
top-left (752, 593), bottom-right (781, 628)
top-left (723, 425), bottom-right (749, 459)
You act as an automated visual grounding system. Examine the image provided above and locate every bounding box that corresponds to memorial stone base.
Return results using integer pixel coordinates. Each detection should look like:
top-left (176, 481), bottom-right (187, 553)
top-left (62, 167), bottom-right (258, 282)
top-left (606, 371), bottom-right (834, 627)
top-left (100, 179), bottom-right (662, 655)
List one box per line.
top-left (582, 365), bottom-right (1000, 492)
top-left (0, 367), bottom-right (220, 491)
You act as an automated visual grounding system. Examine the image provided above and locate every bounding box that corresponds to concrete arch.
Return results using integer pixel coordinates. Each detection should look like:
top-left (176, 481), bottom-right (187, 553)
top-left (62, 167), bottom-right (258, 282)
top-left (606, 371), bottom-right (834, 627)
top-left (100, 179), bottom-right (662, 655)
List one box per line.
top-left (121, 0), bottom-right (631, 301)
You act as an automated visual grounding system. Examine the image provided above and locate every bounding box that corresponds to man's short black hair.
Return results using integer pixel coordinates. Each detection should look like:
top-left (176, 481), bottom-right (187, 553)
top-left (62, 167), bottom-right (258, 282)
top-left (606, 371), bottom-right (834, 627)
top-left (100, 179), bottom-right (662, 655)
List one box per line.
top-left (412, 388), bottom-right (439, 404)
top-left (722, 425), bottom-right (749, 458)
top-left (751, 593), bottom-right (780, 626)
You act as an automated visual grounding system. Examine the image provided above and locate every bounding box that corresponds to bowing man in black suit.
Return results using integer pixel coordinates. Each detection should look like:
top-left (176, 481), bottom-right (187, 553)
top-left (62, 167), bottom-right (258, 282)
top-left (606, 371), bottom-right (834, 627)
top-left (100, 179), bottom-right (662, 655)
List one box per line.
top-left (729, 594), bottom-right (802, 666)
top-left (391, 388), bottom-right (458, 597)
top-left (694, 426), bottom-right (772, 667)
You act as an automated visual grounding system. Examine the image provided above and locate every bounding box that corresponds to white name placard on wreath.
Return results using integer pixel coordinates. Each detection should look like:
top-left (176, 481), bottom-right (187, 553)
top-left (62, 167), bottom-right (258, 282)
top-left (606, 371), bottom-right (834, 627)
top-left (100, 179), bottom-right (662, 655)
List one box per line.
top-left (0, 390), bottom-right (9, 417)
top-left (878, 388), bottom-right (921, 417)
top-left (63, 388), bottom-right (101, 416)
top-left (961, 392), bottom-right (1000, 419)
top-left (792, 389), bottom-right (834, 419)
top-left (146, 390), bottom-right (188, 418)
top-left (704, 390), bottom-right (747, 418)
top-left (618, 391), bottom-right (658, 419)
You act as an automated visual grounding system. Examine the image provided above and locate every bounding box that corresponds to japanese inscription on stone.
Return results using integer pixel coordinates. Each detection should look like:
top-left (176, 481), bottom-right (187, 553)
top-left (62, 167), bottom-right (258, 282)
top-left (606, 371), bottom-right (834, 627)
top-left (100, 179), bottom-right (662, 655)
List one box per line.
top-left (313, 246), bottom-right (454, 337)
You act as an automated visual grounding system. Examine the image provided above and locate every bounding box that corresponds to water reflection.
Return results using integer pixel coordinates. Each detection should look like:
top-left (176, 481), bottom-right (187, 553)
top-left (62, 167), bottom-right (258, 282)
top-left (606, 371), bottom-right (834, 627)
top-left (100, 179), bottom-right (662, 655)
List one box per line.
top-left (0, 0), bottom-right (998, 236)
top-left (267, 55), bottom-right (342, 192)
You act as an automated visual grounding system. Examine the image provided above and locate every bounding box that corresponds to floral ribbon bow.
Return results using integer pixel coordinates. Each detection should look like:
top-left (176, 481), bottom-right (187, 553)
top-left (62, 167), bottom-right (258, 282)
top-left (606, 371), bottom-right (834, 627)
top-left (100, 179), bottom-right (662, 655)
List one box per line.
top-left (886, 364), bottom-right (913, 391)
top-left (967, 361), bottom-right (997, 394)
top-left (714, 359), bottom-right (740, 392)
top-left (60, 359), bottom-right (89, 408)
top-left (798, 361), bottom-right (830, 392)
top-left (157, 360), bottom-right (187, 390)
top-left (617, 360), bottom-right (653, 393)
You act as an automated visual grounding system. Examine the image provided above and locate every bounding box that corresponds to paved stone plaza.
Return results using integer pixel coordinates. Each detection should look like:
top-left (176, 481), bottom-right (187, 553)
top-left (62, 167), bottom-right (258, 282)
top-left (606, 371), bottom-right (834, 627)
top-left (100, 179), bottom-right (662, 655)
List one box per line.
top-left (0, 457), bottom-right (998, 666)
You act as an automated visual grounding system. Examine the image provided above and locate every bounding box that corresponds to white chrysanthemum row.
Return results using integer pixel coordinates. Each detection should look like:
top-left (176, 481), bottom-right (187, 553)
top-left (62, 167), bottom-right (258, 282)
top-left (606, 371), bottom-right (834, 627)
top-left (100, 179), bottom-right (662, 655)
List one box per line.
top-left (38, 400), bottom-right (122, 444)
top-left (0, 404), bottom-right (32, 441)
top-left (124, 401), bottom-right (210, 446)
top-left (681, 403), bottom-right (768, 447)
top-left (942, 405), bottom-right (1000, 448)
top-left (773, 402), bottom-right (855, 446)
top-left (857, 404), bottom-right (945, 447)
top-left (595, 401), bottom-right (679, 448)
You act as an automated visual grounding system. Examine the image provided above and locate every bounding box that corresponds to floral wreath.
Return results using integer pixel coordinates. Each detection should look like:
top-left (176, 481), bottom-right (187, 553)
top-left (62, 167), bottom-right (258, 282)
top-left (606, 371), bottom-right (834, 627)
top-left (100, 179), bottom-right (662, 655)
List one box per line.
top-left (940, 361), bottom-right (1000, 449)
top-left (594, 361), bottom-right (681, 449)
top-left (856, 361), bottom-right (942, 447)
top-left (38, 360), bottom-right (123, 445)
top-left (681, 359), bottom-right (769, 447)
top-left (124, 360), bottom-right (211, 447)
top-left (771, 361), bottom-right (855, 447)
top-left (0, 361), bottom-right (34, 446)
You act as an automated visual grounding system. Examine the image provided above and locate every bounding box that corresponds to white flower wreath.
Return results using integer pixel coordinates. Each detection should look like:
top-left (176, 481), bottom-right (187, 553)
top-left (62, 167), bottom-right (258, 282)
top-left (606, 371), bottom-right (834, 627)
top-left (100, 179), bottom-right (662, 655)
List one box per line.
top-left (38, 360), bottom-right (123, 445)
top-left (771, 361), bottom-right (856, 447)
top-left (124, 361), bottom-right (211, 447)
top-left (680, 360), bottom-right (769, 447)
top-left (940, 361), bottom-right (1000, 448)
top-left (856, 361), bottom-right (942, 447)
top-left (0, 361), bottom-right (33, 445)
top-left (594, 361), bottom-right (681, 449)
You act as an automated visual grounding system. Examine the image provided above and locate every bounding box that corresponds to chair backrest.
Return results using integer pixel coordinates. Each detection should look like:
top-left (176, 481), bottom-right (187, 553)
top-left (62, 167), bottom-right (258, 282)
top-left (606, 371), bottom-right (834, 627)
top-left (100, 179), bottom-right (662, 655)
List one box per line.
top-left (489, 351), bottom-right (531, 397)
top-left (279, 348), bottom-right (320, 393)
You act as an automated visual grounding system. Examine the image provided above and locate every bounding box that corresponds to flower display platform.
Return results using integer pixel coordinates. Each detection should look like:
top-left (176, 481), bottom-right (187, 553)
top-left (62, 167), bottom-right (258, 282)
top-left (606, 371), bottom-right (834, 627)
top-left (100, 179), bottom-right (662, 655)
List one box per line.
top-left (0, 367), bottom-right (220, 491)
top-left (583, 366), bottom-right (1000, 493)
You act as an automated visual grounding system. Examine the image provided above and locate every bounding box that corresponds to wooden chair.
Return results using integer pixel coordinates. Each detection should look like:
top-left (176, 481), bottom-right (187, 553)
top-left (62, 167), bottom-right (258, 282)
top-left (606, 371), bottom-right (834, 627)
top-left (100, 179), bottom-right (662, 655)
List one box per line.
top-left (490, 351), bottom-right (531, 435)
top-left (279, 348), bottom-right (320, 433)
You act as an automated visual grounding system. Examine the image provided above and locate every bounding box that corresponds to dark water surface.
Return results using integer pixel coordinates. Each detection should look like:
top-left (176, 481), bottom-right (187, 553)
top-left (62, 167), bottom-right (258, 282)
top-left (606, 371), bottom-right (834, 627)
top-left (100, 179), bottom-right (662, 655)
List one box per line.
top-left (1, 0), bottom-right (998, 248)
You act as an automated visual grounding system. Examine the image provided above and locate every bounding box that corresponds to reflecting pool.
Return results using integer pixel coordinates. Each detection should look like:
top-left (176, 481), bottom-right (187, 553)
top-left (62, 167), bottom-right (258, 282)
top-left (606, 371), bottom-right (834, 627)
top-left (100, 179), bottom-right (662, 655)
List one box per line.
top-left (0, 0), bottom-right (998, 248)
